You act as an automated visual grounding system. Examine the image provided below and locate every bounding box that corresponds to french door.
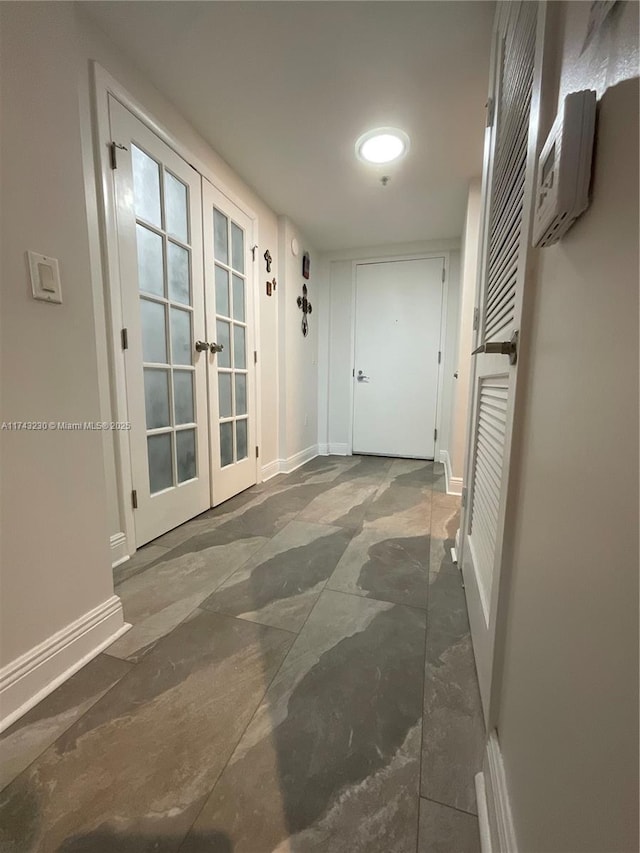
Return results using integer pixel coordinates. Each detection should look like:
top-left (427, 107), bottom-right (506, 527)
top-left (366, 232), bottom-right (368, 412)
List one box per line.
top-left (459, 2), bottom-right (539, 720)
top-left (110, 98), bottom-right (257, 545)
top-left (203, 180), bottom-right (257, 505)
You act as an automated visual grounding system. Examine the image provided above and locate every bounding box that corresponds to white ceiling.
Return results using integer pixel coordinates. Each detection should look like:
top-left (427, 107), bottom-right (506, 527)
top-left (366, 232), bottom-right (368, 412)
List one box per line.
top-left (82, 1), bottom-right (495, 251)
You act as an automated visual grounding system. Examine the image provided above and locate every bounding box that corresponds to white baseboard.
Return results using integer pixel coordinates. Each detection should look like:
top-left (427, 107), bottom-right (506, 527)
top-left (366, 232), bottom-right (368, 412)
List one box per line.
top-left (476, 731), bottom-right (518, 853)
top-left (440, 449), bottom-right (463, 496)
top-left (110, 532), bottom-right (129, 568)
top-left (261, 459), bottom-right (281, 481)
top-left (328, 442), bottom-right (350, 456)
top-left (475, 772), bottom-right (492, 853)
top-left (0, 595), bottom-right (130, 733)
top-left (280, 444), bottom-right (318, 474)
top-left (261, 445), bottom-right (319, 480)
top-left (317, 443), bottom-right (329, 456)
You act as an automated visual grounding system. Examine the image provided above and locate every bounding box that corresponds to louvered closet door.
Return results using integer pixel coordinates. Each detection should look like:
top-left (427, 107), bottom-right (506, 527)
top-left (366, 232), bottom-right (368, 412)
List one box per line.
top-left (460, 0), bottom-right (539, 721)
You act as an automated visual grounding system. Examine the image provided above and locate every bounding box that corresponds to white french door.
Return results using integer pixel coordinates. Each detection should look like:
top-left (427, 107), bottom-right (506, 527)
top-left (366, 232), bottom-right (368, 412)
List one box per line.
top-left (111, 98), bottom-right (210, 547)
top-left (203, 180), bottom-right (258, 505)
top-left (459, 1), bottom-right (539, 720)
top-left (352, 258), bottom-right (444, 459)
top-left (110, 99), bottom-right (258, 544)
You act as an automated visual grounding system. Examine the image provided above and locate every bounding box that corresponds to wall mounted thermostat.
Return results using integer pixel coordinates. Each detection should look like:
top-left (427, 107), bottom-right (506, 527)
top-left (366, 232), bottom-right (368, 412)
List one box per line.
top-left (532, 89), bottom-right (597, 248)
top-left (28, 251), bottom-right (62, 304)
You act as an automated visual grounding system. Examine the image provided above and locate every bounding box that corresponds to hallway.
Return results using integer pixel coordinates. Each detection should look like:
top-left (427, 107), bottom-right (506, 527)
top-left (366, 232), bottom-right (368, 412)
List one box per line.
top-left (0, 456), bottom-right (483, 852)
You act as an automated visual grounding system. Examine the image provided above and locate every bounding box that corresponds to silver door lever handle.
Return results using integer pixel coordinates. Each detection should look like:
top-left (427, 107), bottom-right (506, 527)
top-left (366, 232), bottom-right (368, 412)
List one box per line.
top-left (209, 342), bottom-right (224, 354)
top-left (472, 331), bottom-right (519, 365)
top-left (195, 340), bottom-right (210, 353)
top-left (357, 370), bottom-right (370, 381)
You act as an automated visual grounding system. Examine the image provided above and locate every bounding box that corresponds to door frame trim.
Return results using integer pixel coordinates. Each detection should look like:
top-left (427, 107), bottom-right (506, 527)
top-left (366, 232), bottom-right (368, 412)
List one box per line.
top-left (347, 252), bottom-right (450, 459)
top-left (89, 62), bottom-right (261, 560)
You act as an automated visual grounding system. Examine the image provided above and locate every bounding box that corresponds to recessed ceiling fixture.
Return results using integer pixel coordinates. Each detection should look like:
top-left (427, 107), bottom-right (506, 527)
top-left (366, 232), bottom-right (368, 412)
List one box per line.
top-left (355, 127), bottom-right (410, 165)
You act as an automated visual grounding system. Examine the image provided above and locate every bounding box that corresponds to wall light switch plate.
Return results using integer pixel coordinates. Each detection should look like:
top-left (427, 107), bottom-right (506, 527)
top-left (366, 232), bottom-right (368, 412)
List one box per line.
top-left (28, 251), bottom-right (62, 304)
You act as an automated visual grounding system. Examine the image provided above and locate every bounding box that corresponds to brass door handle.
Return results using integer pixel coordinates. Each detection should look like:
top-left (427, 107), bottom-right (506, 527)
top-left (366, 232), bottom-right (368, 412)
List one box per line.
top-left (472, 331), bottom-right (519, 365)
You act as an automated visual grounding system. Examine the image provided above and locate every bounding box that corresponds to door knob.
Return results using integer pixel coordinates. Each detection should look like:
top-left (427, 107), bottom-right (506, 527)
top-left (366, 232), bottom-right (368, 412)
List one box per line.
top-left (472, 331), bottom-right (519, 365)
top-left (209, 342), bottom-right (224, 354)
top-left (195, 340), bottom-right (210, 353)
top-left (357, 370), bottom-right (370, 382)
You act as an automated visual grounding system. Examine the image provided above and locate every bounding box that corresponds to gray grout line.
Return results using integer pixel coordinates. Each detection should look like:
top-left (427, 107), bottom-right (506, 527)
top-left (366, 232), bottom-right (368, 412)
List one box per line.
top-left (417, 464), bottom-right (437, 844)
top-left (323, 585), bottom-right (428, 614)
top-left (176, 556), bottom-right (339, 851)
top-left (175, 621), bottom-right (300, 852)
top-left (420, 794), bottom-right (479, 819)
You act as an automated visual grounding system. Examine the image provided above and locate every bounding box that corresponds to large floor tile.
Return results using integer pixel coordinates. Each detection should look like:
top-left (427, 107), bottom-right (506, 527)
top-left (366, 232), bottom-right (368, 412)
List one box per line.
top-left (430, 493), bottom-right (461, 541)
top-left (182, 589), bottom-right (425, 853)
top-left (327, 525), bottom-right (430, 608)
top-left (386, 459), bottom-right (445, 491)
top-left (422, 573), bottom-right (484, 815)
top-left (276, 455), bottom-right (353, 486)
top-left (107, 536), bottom-right (268, 661)
top-left (297, 479), bottom-right (380, 528)
top-left (201, 521), bottom-right (353, 632)
top-left (364, 480), bottom-right (432, 535)
top-left (428, 569), bottom-right (470, 639)
top-left (0, 610), bottom-right (293, 853)
top-left (113, 544), bottom-right (171, 587)
top-left (418, 798), bottom-right (481, 853)
top-left (151, 484), bottom-right (302, 550)
top-left (0, 655), bottom-right (132, 793)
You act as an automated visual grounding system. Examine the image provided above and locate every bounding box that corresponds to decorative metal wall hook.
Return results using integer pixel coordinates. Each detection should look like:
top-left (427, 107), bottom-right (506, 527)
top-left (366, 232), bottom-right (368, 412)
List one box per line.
top-left (264, 249), bottom-right (272, 273)
top-left (296, 283), bottom-right (312, 337)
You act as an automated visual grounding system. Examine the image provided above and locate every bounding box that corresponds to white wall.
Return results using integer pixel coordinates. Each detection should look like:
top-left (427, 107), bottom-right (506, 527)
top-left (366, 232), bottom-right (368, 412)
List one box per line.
top-left (276, 217), bottom-right (319, 469)
top-left (319, 240), bottom-right (461, 457)
top-left (0, 3), bottom-right (124, 716)
top-left (494, 3), bottom-right (639, 850)
top-left (449, 180), bottom-right (482, 483)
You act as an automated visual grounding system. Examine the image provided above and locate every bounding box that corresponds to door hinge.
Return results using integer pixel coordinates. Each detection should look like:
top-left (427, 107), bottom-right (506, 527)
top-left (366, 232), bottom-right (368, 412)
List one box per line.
top-left (434, 428), bottom-right (438, 442)
top-left (486, 97), bottom-right (495, 128)
top-left (109, 141), bottom-right (128, 170)
top-left (256, 446), bottom-right (259, 458)
top-left (254, 350), bottom-right (258, 364)
top-left (442, 267), bottom-right (446, 283)
top-left (461, 487), bottom-right (468, 508)
top-left (438, 351), bottom-right (442, 364)
top-left (121, 328), bottom-right (129, 350)
top-left (131, 489), bottom-right (138, 509)
top-left (473, 307), bottom-right (480, 331)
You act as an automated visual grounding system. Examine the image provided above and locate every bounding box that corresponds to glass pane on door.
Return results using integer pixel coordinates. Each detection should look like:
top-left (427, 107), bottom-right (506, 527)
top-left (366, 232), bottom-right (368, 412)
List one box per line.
top-left (132, 147), bottom-right (198, 495)
top-left (212, 207), bottom-right (248, 468)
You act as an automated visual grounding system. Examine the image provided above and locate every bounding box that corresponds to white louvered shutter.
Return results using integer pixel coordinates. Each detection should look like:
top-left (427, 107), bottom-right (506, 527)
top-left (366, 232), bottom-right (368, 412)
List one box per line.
top-left (461, 1), bottom-right (540, 715)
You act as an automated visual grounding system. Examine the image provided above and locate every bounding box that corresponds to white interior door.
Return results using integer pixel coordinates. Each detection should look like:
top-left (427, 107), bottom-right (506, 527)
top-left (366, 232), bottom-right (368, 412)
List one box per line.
top-left (460, 1), bottom-right (539, 720)
top-left (352, 258), bottom-right (444, 459)
top-left (110, 98), bottom-right (210, 546)
top-left (203, 179), bottom-right (258, 505)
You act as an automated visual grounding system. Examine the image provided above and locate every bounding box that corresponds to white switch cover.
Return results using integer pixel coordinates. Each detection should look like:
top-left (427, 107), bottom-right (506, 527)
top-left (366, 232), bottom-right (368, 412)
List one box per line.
top-left (28, 251), bottom-right (62, 304)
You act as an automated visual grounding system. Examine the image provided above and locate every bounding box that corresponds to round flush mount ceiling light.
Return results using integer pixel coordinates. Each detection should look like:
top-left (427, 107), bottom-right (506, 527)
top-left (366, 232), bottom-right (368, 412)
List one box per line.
top-left (355, 127), bottom-right (410, 165)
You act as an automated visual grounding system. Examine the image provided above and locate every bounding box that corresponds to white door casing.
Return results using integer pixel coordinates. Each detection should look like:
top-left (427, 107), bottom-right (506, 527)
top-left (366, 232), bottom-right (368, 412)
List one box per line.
top-left (203, 179), bottom-right (258, 505)
top-left (352, 258), bottom-right (444, 459)
top-left (460, 1), bottom-right (542, 722)
top-left (110, 97), bottom-right (210, 546)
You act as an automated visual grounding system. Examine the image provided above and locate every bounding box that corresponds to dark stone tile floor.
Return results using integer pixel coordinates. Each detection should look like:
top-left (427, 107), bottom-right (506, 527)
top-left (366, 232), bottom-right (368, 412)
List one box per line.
top-left (0, 456), bottom-right (483, 852)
